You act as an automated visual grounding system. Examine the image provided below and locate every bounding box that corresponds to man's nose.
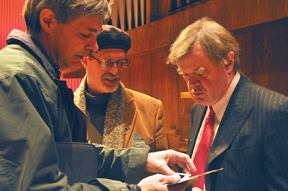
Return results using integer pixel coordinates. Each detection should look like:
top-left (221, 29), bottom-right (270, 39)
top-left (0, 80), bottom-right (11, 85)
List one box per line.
top-left (108, 62), bottom-right (120, 75)
top-left (86, 35), bottom-right (98, 52)
top-left (186, 75), bottom-right (201, 87)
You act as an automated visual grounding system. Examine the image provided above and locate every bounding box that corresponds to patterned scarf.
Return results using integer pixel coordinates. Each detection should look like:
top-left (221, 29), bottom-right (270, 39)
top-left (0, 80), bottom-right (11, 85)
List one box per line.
top-left (102, 84), bottom-right (127, 148)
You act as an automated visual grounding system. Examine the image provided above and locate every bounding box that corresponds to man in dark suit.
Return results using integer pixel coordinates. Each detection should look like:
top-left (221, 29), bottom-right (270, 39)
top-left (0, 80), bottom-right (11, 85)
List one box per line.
top-left (167, 17), bottom-right (288, 191)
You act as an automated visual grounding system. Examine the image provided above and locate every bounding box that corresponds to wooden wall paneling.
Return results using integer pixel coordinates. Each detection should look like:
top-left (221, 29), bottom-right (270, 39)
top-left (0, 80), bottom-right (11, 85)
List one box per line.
top-left (125, 55), bottom-right (152, 95)
top-left (182, 0), bottom-right (218, 28)
top-left (183, 6), bottom-right (197, 27)
top-left (207, 0), bottom-right (233, 29)
top-left (232, 0), bottom-right (257, 30)
top-left (151, 48), bottom-right (178, 131)
top-left (185, 2), bottom-right (209, 23)
top-left (253, 23), bottom-right (288, 96)
top-left (128, 17), bottom-right (171, 53)
top-left (182, 0), bottom-right (234, 30)
top-left (127, 25), bottom-right (150, 53)
top-left (137, 24), bottom-right (151, 51)
top-left (127, 27), bottom-right (140, 54)
top-left (192, 1), bottom-right (218, 22)
top-left (234, 32), bottom-right (254, 80)
top-left (256, 0), bottom-right (288, 24)
top-left (169, 11), bottom-right (186, 43)
top-left (148, 17), bottom-right (171, 50)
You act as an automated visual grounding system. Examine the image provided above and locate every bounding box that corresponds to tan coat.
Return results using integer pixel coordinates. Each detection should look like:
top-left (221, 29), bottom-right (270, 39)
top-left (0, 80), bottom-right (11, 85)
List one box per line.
top-left (74, 76), bottom-right (168, 151)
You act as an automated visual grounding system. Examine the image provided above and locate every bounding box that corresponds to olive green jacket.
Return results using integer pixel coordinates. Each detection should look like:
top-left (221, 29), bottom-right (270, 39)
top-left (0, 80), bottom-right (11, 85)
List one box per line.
top-left (0, 29), bottom-right (148, 191)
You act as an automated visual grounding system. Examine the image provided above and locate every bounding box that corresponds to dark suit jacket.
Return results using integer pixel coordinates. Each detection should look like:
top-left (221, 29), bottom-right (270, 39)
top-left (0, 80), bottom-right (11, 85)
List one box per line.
top-left (187, 76), bottom-right (288, 191)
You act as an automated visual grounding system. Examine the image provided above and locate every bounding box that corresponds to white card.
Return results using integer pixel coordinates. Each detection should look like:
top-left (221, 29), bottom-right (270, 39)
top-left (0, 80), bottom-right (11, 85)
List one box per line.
top-left (169, 168), bottom-right (223, 186)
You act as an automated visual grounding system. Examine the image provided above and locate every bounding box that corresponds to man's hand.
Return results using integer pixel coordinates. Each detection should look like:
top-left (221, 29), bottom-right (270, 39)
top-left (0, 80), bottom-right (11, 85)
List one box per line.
top-left (145, 149), bottom-right (196, 175)
top-left (138, 174), bottom-right (188, 191)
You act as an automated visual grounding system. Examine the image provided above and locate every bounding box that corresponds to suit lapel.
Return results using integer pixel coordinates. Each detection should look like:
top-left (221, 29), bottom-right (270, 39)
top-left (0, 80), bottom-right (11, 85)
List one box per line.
top-left (207, 76), bottom-right (254, 164)
top-left (207, 105), bottom-right (254, 164)
top-left (124, 89), bottom-right (137, 147)
top-left (187, 105), bottom-right (206, 157)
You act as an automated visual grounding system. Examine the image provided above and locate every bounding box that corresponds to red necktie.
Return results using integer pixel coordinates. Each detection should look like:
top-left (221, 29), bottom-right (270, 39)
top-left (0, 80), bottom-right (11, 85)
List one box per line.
top-left (192, 106), bottom-right (215, 190)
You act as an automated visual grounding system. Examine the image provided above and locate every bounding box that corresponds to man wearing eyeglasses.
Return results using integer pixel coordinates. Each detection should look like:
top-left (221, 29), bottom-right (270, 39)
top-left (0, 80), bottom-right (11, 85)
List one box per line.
top-left (167, 17), bottom-right (288, 191)
top-left (74, 25), bottom-right (168, 151)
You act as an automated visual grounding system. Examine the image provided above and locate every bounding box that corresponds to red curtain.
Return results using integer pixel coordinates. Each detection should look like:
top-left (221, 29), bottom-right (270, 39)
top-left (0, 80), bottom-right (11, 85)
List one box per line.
top-left (61, 78), bottom-right (83, 92)
top-left (0, 0), bottom-right (26, 50)
top-left (0, 0), bottom-right (83, 92)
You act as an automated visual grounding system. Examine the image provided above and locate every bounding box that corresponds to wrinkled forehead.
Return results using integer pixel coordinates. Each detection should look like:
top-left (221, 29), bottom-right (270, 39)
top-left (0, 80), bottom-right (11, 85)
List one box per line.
top-left (176, 45), bottom-right (216, 71)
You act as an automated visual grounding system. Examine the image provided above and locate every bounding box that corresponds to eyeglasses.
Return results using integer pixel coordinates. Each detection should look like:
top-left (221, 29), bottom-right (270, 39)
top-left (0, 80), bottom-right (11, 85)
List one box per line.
top-left (89, 53), bottom-right (130, 68)
top-left (177, 67), bottom-right (211, 78)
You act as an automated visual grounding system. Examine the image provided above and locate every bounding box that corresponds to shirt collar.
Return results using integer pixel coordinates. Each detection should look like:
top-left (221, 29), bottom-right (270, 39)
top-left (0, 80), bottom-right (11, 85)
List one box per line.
top-left (213, 72), bottom-right (241, 123)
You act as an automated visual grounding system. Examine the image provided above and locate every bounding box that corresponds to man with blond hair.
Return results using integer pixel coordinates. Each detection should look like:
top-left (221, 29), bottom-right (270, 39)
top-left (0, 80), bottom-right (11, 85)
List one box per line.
top-left (167, 17), bottom-right (288, 191)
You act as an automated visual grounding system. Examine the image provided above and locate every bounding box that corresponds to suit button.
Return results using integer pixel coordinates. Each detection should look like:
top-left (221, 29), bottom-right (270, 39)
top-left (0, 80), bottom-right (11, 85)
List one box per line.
top-left (124, 126), bottom-right (131, 135)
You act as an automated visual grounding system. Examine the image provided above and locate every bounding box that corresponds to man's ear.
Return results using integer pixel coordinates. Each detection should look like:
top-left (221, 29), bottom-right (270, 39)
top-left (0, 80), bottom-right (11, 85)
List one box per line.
top-left (225, 51), bottom-right (235, 73)
top-left (82, 57), bottom-right (88, 69)
top-left (39, 9), bottom-right (57, 33)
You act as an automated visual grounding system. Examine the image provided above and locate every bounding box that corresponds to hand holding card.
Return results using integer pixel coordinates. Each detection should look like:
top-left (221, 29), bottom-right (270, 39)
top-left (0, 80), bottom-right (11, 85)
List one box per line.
top-left (168, 168), bottom-right (223, 186)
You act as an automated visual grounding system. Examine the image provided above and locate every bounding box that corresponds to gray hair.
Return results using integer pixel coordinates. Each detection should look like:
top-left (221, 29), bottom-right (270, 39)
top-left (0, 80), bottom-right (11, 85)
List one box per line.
top-left (167, 17), bottom-right (240, 72)
top-left (23, 0), bottom-right (111, 37)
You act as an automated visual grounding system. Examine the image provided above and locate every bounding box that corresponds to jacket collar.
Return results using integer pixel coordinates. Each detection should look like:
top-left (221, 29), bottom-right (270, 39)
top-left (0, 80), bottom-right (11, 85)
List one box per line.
top-left (6, 29), bottom-right (61, 79)
top-left (123, 88), bottom-right (137, 147)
